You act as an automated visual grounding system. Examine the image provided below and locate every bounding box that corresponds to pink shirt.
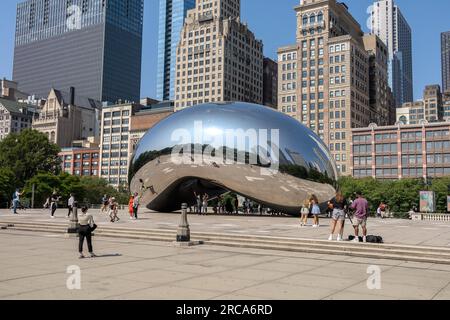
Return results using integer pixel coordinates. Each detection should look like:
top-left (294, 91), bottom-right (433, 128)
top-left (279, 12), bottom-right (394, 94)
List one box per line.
top-left (351, 197), bottom-right (369, 219)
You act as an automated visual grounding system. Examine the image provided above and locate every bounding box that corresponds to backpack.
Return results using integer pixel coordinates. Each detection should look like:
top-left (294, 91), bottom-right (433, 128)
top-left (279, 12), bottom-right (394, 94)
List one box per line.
top-left (366, 235), bottom-right (383, 243)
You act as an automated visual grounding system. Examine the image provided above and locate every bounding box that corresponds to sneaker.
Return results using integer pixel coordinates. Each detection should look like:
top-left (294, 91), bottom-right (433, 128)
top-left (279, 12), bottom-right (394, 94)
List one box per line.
top-left (312, 224), bottom-right (318, 228)
top-left (363, 236), bottom-right (367, 243)
top-left (337, 234), bottom-right (342, 241)
top-left (352, 237), bottom-right (359, 243)
top-left (130, 216), bottom-right (133, 220)
top-left (90, 253), bottom-right (97, 258)
top-left (51, 216), bottom-right (55, 219)
top-left (328, 235), bottom-right (333, 241)
top-left (79, 254), bottom-right (85, 259)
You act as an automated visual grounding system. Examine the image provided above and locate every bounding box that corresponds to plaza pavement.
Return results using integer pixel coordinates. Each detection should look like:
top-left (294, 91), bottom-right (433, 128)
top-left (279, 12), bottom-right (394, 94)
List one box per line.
top-left (2, 229), bottom-right (450, 300)
top-left (2, 209), bottom-right (450, 299)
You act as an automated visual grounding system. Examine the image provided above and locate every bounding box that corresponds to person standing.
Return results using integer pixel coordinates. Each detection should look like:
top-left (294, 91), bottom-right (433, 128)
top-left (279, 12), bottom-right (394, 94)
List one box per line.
top-left (67, 194), bottom-right (75, 218)
top-left (128, 195), bottom-right (135, 219)
top-left (350, 191), bottom-right (369, 243)
top-left (12, 189), bottom-right (23, 214)
top-left (202, 194), bottom-right (209, 215)
top-left (78, 206), bottom-right (97, 259)
top-left (50, 192), bottom-right (60, 218)
top-left (194, 192), bottom-right (202, 215)
top-left (133, 192), bottom-right (140, 220)
top-left (300, 197), bottom-right (311, 227)
top-left (310, 194), bottom-right (321, 227)
top-left (327, 191), bottom-right (348, 241)
top-left (234, 196), bottom-right (239, 215)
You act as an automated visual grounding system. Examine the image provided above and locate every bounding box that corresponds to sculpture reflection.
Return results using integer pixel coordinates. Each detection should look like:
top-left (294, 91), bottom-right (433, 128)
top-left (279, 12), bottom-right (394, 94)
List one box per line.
top-left (129, 102), bottom-right (338, 215)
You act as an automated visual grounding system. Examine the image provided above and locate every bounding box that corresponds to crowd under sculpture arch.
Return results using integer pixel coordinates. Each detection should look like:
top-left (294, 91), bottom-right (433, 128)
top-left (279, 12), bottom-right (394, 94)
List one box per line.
top-left (129, 102), bottom-right (338, 216)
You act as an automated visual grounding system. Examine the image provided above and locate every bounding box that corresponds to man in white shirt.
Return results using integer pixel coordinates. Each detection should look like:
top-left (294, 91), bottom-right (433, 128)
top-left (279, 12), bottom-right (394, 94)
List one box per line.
top-left (12, 189), bottom-right (23, 214)
top-left (67, 194), bottom-right (75, 218)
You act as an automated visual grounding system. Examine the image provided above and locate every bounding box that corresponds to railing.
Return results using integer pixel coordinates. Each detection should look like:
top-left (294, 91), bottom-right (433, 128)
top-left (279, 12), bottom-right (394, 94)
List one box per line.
top-left (422, 214), bottom-right (450, 221)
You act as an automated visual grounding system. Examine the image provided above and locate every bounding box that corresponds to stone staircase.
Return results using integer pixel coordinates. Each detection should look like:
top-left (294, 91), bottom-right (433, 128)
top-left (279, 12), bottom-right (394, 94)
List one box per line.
top-left (2, 220), bottom-right (450, 264)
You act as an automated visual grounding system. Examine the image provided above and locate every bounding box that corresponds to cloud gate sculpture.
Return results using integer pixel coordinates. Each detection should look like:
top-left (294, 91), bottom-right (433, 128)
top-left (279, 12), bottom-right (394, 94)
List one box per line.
top-left (129, 102), bottom-right (338, 215)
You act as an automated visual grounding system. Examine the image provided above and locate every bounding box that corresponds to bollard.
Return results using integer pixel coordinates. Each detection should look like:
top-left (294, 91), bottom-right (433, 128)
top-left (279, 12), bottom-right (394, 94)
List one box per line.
top-left (176, 203), bottom-right (190, 242)
top-left (67, 201), bottom-right (79, 234)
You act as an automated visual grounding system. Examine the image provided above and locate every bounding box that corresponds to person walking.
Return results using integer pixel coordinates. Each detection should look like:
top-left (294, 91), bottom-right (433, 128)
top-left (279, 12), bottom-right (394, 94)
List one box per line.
top-left (101, 194), bottom-right (108, 213)
top-left (109, 197), bottom-right (120, 222)
top-left (128, 195), bottom-right (134, 219)
top-left (133, 192), bottom-right (140, 220)
top-left (327, 191), bottom-right (348, 241)
top-left (350, 191), bottom-right (369, 243)
top-left (12, 189), bottom-right (23, 214)
top-left (78, 206), bottom-right (97, 259)
top-left (50, 192), bottom-right (60, 218)
top-left (300, 197), bottom-right (311, 227)
top-left (67, 194), bottom-right (75, 218)
top-left (310, 194), bottom-right (321, 227)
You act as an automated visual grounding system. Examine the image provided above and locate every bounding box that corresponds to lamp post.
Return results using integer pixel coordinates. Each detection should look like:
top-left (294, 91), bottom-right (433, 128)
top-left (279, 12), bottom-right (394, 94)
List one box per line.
top-left (67, 201), bottom-right (79, 234)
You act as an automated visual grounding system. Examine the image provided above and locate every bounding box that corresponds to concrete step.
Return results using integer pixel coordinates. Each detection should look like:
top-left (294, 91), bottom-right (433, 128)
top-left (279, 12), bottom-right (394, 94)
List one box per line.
top-left (3, 221), bottom-right (450, 264)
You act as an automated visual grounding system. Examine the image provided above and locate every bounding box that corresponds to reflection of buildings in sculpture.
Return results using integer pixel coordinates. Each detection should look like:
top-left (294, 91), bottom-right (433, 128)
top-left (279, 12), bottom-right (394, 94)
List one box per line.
top-left (0, 97), bottom-right (39, 141)
top-left (129, 102), bottom-right (337, 215)
top-left (285, 148), bottom-right (308, 168)
top-left (31, 88), bottom-right (101, 148)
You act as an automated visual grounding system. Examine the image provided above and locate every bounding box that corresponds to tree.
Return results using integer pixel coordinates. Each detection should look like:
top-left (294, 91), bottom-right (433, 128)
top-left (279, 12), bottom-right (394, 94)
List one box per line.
top-left (23, 173), bottom-right (61, 208)
top-left (0, 129), bottom-right (61, 186)
top-left (0, 168), bottom-right (15, 208)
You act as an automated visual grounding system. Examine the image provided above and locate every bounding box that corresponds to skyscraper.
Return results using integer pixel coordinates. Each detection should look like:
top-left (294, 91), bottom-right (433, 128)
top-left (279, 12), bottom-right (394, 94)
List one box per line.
top-left (13, 0), bottom-right (144, 103)
top-left (371, 0), bottom-right (413, 107)
top-left (442, 31), bottom-right (450, 93)
top-left (157, 0), bottom-right (195, 101)
top-left (278, 0), bottom-right (393, 176)
top-left (174, 0), bottom-right (264, 110)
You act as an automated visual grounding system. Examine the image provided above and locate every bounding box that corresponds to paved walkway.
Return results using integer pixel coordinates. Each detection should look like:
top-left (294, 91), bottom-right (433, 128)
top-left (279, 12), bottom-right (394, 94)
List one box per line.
top-left (2, 230), bottom-right (450, 300)
top-left (2, 209), bottom-right (450, 247)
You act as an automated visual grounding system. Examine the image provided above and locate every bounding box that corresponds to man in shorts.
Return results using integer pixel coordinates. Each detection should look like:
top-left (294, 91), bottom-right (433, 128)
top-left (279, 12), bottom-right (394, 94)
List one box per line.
top-left (350, 191), bottom-right (369, 243)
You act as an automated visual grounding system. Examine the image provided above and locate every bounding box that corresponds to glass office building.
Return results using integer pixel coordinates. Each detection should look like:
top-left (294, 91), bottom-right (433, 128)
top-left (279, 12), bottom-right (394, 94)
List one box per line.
top-left (13, 0), bottom-right (144, 103)
top-left (156, 0), bottom-right (195, 101)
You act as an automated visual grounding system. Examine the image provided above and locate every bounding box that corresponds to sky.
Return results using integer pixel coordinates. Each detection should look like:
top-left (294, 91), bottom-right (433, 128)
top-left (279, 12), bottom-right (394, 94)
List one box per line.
top-left (0, 0), bottom-right (449, 101)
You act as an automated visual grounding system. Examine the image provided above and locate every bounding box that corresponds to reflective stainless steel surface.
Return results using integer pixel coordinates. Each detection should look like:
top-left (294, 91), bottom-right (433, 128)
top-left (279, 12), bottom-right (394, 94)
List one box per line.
top-left (129, 102), bottom-right (337, 215)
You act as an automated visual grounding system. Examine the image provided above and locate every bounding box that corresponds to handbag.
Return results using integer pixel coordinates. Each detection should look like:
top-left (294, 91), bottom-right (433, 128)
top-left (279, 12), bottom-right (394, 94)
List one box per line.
top-left (89, 224), bottom-right (98, 232)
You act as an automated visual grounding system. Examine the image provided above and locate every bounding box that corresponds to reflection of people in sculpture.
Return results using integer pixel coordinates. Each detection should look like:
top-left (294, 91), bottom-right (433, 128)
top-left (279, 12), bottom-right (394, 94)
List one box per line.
top-left (139, 179), bottom-right (156, 195)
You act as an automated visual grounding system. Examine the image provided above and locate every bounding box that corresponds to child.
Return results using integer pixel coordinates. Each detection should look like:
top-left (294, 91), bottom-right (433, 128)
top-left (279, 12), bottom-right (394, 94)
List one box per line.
top-left (128, 195), bottom-right (134, 220)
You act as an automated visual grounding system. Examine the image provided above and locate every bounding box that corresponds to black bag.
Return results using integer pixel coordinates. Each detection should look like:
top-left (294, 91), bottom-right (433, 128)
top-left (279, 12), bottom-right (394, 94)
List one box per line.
top-left (89, 224), bottom-right (98, 232)
top-left (366, 235), bottom-right (383, 243)
top-left (348, 235), bottom-right (363, 242)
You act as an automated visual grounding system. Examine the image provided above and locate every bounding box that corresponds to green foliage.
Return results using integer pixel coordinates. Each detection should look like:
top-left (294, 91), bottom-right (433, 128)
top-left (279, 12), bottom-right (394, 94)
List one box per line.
top-left (338, 177), bottom-right (450, 214)
top-left (0, 129), bottom-right (61, 186)
top-left (0, 167), bottom-right (15, 207)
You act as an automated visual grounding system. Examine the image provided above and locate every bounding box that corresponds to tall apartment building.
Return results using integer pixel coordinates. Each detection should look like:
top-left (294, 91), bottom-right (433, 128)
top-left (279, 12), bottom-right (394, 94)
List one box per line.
top-left (278, 0), bottom-right (392, 175)
top-left (174, 0), bottom-right (264, 110)
top-left (13, 0), bottom-right (144, 103)
top-left (0, 98), bottom-right (38, 141)
top-left (363, 34), bottom-right (392, 126)
top-left (443, 91), bottom-right (450, 121)
top-left (32, 88), bottom-right (101, 147)
top-left (157, 0), bottom-right (196, 101)
top-left (442, 31), bottom-right (450, 93)
top-left (371, 0), bottom-right (413, 107)
top-left (99, 101), bottom-right (173, 188)
top-left (399, 85), bottom-right (443, 124)
top-left (352, 122), bottom-right (450, 180)
top-left (263, 58), bottom-right (278, 108)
